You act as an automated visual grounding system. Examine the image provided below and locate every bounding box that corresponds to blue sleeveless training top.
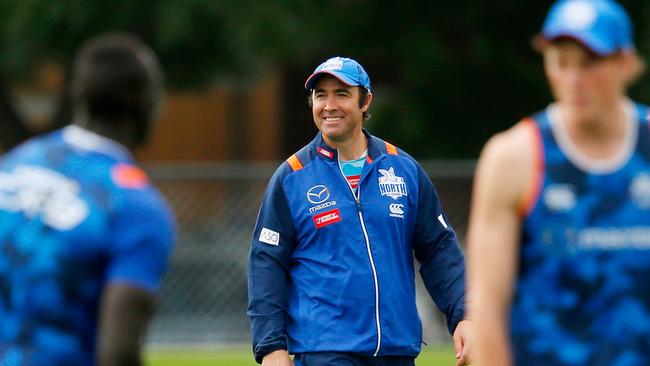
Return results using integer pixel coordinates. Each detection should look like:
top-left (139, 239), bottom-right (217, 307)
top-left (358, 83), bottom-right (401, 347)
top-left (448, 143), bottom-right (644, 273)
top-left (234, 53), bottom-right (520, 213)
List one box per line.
top-left (512, 102), bottom-right (650, 366)
top-left (0, 125), bottom-right (175, 366)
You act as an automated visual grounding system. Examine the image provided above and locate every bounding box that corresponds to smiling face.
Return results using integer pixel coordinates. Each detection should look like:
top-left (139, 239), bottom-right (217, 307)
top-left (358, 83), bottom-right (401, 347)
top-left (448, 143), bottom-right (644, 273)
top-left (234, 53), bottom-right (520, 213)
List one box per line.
top-left (311, 75), bottom-right (372, 147)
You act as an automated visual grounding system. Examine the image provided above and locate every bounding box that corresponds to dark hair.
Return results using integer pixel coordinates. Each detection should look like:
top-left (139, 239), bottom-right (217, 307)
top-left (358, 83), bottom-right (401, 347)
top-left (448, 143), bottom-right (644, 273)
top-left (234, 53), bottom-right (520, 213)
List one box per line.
top-left (307, 86), bottom-right (372, 121)
top-left (71, 33), bottom-right (163, 143)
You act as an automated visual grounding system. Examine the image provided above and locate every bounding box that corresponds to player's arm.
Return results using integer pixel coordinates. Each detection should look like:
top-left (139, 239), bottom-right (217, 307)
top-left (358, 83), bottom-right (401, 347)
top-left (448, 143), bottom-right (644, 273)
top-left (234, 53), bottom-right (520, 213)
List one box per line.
top-left (96, 285), bottom-right (155, 366)
top-left (466, 121), bottom-right (538, 366)
top-left (97, 189), bottom-right (175, 366)
top-left (412, 164), bottom-right (470, 365)
top-left (248, 168), bottom-right (297, 364)
top-left (412, 164), bottom-right (466, 335)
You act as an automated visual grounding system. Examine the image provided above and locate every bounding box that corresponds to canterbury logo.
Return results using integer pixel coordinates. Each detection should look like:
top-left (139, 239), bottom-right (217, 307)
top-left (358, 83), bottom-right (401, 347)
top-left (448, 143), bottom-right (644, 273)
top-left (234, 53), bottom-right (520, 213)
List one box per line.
top-left (307, 185), bottom-right (330, 204)
top-left (389, 204), bottom-right (404, 215)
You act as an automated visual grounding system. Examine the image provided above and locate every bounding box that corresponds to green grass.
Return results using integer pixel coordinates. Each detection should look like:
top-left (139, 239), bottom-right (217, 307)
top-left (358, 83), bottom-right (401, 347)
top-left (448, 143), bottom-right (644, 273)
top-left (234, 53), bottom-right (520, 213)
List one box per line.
top-left (146, 345), bottom-right (457, 365)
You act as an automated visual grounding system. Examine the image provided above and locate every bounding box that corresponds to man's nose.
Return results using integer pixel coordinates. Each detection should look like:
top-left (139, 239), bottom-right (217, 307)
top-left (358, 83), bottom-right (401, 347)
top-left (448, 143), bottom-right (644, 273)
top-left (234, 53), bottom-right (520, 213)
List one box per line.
top-left (323, 95), bottom-right (338, 111)
top-left (564, 67), bottom-right (583, 87)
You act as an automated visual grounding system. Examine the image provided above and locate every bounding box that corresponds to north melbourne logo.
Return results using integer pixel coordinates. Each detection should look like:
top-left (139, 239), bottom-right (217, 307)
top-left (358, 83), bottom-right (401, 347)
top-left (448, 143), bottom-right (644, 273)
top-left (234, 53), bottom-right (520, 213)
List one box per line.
top-left (378, 167), bottom-right (408, 200)
top-left (560, 1), bottom-right (597, 30)
top-left (321, 57), bottom-right (344, 71)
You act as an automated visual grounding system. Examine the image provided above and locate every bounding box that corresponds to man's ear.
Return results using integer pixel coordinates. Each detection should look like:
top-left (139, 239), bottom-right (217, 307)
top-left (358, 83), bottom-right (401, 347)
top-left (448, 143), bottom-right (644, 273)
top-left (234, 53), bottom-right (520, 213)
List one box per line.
top-left (621, 51), bottom-right (645, 86)
top-left (361, 92), bottom-right (373, 112)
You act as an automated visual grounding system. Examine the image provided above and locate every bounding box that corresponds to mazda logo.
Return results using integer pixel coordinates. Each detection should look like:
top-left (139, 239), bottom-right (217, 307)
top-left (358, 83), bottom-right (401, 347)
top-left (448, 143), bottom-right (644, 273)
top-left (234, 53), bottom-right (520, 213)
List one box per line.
top-left (307, 185), bottom-right (330, 204)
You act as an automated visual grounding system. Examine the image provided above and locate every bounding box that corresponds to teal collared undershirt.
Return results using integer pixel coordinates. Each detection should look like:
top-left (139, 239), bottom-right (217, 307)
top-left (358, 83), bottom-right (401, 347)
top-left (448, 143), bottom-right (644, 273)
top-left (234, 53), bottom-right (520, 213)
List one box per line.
top-left (340, 150), bottom-right (367, 193)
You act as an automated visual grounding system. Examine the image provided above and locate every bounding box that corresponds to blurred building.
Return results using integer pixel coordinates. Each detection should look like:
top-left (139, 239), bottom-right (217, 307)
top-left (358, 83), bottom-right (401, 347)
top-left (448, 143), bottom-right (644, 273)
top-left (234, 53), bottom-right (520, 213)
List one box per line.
top-left (138, 72), bottom-right (283, 162)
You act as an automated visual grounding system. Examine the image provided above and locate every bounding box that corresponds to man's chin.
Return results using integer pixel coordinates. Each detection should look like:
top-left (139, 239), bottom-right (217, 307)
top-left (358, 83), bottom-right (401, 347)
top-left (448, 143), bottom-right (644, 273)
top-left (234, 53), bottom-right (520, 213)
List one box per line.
top-left (323, 133), bottom-right (342, 141)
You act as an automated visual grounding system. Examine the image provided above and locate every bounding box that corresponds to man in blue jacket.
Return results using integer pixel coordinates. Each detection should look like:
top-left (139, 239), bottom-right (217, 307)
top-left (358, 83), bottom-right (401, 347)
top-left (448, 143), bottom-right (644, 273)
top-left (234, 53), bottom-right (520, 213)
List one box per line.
top-left (248, 56), bottom-right (471, 366)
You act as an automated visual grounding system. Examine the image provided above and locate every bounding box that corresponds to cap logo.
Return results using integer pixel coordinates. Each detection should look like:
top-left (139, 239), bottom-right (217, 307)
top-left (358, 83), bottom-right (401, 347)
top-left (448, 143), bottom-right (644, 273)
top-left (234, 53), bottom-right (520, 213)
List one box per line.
top-left (321, 57), bottom-right (344, 71)
top-left (561, 1), bottom-right (597, 30)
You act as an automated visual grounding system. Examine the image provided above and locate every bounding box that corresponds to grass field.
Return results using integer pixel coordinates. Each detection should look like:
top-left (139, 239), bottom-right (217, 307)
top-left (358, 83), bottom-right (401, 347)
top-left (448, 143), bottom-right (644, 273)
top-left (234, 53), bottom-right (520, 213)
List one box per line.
top-left (146, 345), bottom-right (458, 365)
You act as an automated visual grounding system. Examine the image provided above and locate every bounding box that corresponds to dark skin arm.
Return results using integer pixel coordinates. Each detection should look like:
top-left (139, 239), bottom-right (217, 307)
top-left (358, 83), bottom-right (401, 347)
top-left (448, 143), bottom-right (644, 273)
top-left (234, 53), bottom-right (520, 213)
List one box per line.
top-left (96, 284), bottom-right (156, 366)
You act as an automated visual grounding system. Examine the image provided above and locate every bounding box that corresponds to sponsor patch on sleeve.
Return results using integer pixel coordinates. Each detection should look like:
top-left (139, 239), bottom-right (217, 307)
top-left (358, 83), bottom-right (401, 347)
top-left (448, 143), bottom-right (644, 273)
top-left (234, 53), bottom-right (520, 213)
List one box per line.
top-left (312, 208), bottom-right (342, 229)
top-left (259, 227), bottom-right (280, 246)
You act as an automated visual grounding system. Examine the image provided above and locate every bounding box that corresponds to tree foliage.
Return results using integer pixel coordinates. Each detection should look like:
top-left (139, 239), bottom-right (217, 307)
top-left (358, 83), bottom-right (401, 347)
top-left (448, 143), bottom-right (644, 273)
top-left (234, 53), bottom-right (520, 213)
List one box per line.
top-left (0, 0), bottom-right (649, 157)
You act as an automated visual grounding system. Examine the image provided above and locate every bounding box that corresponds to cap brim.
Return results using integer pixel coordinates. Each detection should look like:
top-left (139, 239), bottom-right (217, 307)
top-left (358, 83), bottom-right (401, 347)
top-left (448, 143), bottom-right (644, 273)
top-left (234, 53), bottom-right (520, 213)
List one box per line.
top-left (304, 71), bottom-right (357, 90)
top-left (540, 30), bottom-right (614, 56)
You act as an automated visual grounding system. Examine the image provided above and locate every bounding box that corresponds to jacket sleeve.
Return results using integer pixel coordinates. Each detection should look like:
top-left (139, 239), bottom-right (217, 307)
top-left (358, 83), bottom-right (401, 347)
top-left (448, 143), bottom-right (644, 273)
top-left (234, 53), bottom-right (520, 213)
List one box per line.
top-left (247, 167), bottom-right (297, 363)
top-left (412, 164), bottom-right (466, 335)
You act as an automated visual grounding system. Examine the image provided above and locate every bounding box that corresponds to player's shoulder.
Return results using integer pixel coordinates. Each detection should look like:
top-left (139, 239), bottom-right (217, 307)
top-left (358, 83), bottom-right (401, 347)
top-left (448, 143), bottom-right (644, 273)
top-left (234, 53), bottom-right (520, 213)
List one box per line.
top-left (476, 117), bottom-right (542, 209)
top-left (111, 164), bottom-right (167, 203)
top-left (272, 138), bottom-right (317, 182)
top-left (481, 117), bottom-right (539, 169)
top-left (110, 163), bottom-right (151, 191)
top-left (367, 133), bottom-right (422, 173)
top-left (0, 129), bottom-right (63, 165)
top-left (110, 163), bottom-right (174, 221)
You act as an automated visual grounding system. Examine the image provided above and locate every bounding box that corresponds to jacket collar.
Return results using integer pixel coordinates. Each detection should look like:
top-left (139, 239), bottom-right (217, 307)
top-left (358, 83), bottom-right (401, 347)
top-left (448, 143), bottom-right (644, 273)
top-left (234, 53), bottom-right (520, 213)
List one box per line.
top-left (312, 129), bottom-right (387, 162)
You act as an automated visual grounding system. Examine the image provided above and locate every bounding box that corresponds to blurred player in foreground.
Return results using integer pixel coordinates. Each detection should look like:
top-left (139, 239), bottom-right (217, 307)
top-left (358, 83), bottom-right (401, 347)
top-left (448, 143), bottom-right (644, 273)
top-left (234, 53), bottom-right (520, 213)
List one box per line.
top-left (0, 33), bottom-right (175, 366)
top-left (467, 0), bottom-right (649, 364)
top-left (248, 56), bottom-right (471, 366)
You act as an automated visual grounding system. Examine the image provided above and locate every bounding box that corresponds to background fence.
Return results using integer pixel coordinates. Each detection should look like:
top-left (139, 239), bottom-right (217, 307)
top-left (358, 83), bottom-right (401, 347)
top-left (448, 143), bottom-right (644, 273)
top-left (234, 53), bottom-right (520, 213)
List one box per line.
top-left (144, 160), bottom-right (476, 346)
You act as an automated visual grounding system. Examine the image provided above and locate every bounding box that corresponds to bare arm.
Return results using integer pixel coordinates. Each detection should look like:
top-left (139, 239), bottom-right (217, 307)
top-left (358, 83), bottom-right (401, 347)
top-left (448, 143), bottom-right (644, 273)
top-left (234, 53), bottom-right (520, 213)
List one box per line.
top-left (467, 122), bottom-right (538, 366)
top-left (96, 284), bottom-right (156, 366)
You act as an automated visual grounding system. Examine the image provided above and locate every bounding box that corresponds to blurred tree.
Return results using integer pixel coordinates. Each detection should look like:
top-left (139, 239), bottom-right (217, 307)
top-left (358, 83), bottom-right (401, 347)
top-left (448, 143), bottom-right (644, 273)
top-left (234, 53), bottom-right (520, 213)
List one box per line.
top-left (0, 0), bottom-right (307, 149)
top-left (282, 0), bottom-right (650, 158)
top-left (0, 0), bottom-right (648, 157)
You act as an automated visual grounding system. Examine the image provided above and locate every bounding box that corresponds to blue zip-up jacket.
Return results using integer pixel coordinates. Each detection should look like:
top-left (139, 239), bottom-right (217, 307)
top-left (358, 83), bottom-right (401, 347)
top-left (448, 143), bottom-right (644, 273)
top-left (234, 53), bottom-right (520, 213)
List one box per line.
top-left (248, 131), bottom-right (466, 363)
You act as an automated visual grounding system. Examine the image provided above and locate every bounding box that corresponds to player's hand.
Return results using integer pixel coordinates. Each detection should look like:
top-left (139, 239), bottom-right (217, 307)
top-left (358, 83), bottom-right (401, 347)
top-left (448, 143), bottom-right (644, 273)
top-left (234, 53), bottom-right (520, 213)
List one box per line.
top-left (453, 319), bottom-right (473, 366)
top-left (262, 349), bottom-right (294, 366)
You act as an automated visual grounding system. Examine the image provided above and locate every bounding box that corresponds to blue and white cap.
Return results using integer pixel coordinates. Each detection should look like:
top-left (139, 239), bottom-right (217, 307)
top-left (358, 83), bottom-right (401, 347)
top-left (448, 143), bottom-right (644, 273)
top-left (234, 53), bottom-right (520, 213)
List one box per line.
top-left (304, 57), bottom-right (371, 91)
top-left (541, 0), bottom-right (634, 55)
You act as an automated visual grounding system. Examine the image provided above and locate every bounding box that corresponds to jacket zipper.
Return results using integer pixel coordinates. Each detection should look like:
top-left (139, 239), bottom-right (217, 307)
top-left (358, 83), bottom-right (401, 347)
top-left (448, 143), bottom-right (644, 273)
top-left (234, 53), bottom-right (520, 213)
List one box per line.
top-left (337, 155), bottom-right (381, 356)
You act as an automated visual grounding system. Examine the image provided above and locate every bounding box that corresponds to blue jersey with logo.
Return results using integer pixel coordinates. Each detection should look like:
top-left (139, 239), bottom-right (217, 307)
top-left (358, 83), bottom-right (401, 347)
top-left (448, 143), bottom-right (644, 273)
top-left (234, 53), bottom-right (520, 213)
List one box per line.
top-left (512, 102), bottom-right (650, 366)
top-left (0, 125), bottom-right (175, 366)
top-left (248, 131), bottom-right (466, 363)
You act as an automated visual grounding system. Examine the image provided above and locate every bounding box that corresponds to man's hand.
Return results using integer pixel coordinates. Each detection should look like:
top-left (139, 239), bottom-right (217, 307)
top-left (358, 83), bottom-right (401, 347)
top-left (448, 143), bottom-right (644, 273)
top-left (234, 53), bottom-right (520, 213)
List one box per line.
top-left (262, 350), bottom-right (294, 366)
top-left (452, 319), bottom-right (473, 366)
